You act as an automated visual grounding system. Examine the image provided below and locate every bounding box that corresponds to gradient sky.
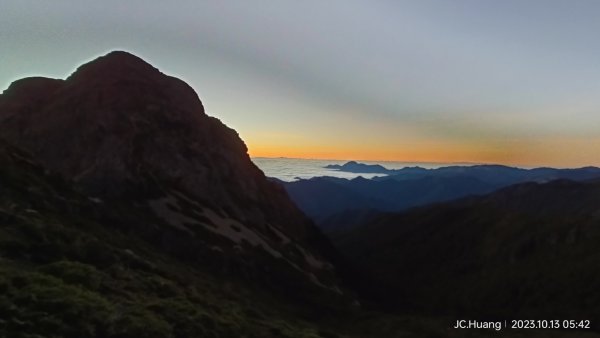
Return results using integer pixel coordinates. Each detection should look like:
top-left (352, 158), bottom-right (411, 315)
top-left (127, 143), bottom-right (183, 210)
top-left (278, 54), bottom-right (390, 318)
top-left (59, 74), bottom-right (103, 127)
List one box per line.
top-left (2, 1), bottom-right (600, 167)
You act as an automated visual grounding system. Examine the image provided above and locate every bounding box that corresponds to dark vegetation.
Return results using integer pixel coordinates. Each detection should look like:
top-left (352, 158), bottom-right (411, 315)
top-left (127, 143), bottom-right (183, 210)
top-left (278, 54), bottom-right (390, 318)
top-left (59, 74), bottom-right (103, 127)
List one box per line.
top-left (333, 179), bottom-right (600, 330)
top-left (0, 142), bottom-right (351, 338)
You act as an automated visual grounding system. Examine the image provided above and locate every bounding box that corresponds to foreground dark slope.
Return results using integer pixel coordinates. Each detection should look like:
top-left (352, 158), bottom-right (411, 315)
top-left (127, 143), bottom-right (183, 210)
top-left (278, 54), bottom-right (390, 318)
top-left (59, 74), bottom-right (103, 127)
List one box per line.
top-left (335, 179), bottom-right (600, 322)
top-left (0, 140), bottom-right (329, 337)
top-left (4, 144), bottom-right (593, 338)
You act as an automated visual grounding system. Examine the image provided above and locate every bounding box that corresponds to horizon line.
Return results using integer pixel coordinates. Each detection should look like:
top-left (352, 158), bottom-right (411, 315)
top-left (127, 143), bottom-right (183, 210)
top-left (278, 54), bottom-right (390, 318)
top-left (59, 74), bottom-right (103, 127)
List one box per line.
top-left (250, 156), bottom-right (600, 170)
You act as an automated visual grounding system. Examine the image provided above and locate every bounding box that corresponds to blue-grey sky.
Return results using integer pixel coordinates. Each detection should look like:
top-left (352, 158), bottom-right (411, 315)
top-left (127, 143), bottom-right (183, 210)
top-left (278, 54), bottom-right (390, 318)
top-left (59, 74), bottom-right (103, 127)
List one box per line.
top-left (2, 1), bottom-right (600, 166)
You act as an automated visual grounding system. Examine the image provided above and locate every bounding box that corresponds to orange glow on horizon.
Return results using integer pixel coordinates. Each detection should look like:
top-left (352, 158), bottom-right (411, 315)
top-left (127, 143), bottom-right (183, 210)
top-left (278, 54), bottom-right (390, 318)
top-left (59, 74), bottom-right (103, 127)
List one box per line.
top-left (247, 136), bottom-right (600, 169)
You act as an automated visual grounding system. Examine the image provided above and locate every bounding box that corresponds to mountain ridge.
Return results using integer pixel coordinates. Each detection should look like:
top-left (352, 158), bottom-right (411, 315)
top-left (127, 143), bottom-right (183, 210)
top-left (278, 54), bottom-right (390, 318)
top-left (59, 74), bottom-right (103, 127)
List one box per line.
top-left (282, 161), bottom-right (600, 230)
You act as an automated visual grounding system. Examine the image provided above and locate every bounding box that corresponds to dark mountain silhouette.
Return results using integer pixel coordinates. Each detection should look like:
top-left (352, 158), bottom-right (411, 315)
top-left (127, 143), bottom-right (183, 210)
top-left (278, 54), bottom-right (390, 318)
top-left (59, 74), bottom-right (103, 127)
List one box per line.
top-left (325, 161), bottom-right (389, 174)
top-left (0, 51), bottom-right (315, 239)
top-left (0, 51), bottom-right (339, 275)
top-left (0, 51), bottom-right (362, 337)
top-left (283, 162), bottom-right (600, 229)
top-left (333, 179), bottom-right (600, 323)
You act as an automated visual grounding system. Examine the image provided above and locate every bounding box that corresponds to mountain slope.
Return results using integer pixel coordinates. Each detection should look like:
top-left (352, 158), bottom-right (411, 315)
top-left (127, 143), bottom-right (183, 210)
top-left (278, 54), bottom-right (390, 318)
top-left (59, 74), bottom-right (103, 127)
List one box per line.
top-left (0, 51), bottom-right (354, 315)
top-left (2, 139), bottom-right (388, 337)
top-left (334, 179), bottom-right (600, 322)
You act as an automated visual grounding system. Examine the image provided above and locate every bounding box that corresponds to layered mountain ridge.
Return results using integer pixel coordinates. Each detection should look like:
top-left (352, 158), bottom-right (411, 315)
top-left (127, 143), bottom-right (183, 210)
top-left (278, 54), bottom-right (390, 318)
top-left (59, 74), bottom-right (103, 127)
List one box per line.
top-left (282, 161), bottom-right (600, 231)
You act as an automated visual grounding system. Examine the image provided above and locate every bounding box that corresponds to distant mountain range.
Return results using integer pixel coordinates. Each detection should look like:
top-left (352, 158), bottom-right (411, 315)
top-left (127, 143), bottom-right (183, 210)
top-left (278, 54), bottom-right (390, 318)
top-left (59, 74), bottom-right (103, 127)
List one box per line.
top-left (325, 161), bottom-right (389, 174)
top-left (282, 161), bottom-right (600, 231)
top-left (332, 179), bottom-right (600, 323)
top-left (327, 160), bottom-right (600, 183)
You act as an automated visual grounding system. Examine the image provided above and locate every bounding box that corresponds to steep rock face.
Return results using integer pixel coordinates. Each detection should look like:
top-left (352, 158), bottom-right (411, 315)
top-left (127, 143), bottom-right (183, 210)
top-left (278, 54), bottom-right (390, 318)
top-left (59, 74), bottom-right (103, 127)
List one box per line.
top-left (0, 51), bottom-right (344, 299)
top-left (0, 52), bottom-right (306, 237)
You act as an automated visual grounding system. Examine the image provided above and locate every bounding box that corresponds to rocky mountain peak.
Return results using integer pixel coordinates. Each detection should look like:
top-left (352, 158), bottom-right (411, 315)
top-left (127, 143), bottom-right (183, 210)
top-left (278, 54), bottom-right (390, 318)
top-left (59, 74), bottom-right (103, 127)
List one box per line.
top-left (69, 51), bottom-right (158, 80)
top-left (0, 51), bottom-right (346, 299)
